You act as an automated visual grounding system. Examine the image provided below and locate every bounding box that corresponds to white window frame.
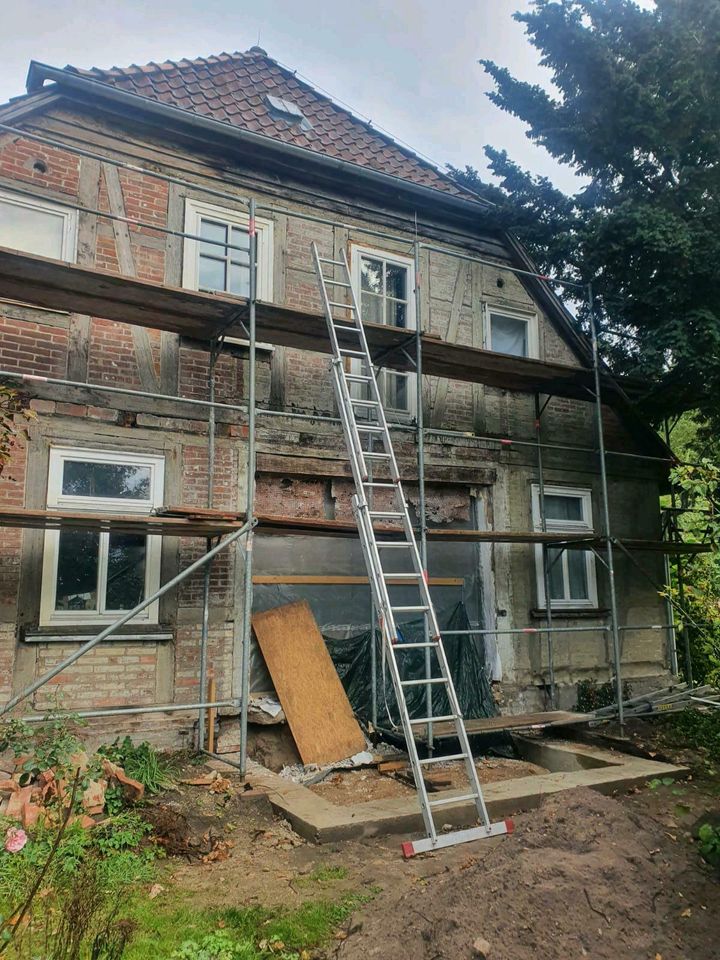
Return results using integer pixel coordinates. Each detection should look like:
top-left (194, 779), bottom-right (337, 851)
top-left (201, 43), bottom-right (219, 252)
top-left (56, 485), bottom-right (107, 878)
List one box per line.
top-left (182, 198), bottom-right (274, 301)
top-left (40, 448), bottom-right (165, 626)
top-left (484, 303), bottom-right (539, 360)
top-left (350, 244), bottom-right (417, 418)
top-left (531, 484), bottom-right (598, 610)
top-left (0, 188), bottom-right (77, 262)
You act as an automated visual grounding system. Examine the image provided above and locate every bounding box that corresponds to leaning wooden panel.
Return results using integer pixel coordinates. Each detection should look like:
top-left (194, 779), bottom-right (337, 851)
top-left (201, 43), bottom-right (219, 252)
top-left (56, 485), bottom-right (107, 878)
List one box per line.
top-left (251, 600), bottom-right (366, 765)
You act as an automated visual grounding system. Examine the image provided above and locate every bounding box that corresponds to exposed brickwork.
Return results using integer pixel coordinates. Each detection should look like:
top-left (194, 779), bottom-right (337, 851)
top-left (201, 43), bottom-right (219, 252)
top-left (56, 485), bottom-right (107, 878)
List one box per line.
top-left (0, 136), bottom-right (80, 196)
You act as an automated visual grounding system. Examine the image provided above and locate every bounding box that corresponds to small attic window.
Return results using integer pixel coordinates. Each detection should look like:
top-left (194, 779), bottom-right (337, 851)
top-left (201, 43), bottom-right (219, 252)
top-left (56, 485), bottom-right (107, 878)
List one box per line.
top-left (265, 94), bottom-right (313, 131)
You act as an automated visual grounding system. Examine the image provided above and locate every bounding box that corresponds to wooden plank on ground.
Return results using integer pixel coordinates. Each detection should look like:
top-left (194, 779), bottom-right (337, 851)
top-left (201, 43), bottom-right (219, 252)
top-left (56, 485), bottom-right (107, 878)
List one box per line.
top-left (252, 600), bottom-right (366, 765)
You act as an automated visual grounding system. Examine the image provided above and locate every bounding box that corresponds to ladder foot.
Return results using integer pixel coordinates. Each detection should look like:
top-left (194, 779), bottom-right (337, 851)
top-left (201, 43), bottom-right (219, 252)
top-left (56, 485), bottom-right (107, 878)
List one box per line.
top-left (400, 819), bottom-right (513, 858)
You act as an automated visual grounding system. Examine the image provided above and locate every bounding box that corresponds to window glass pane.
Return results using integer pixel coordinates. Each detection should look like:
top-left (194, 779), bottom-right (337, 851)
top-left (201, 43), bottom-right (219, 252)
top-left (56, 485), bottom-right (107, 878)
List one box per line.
top-left (0, 199), bottom-right (66, 259)
top-left (199, 218), bottom-right (227, 256)
top-left (568, 550), bottom-right (590, 600)
top-left (105, 533), bottom-right (147, 610)
top-left (198, 255), bottom-right (227, 292)
top-left (230, 226), bottom-right (250, 255)
top-left (360, 257), bottom-right (383, 294)
top-left (62, 461), bottom-right (152, 500)
top-left (385, 263), bottom-right (407, 300)
top-left (55, 530), bottom-right (99, 611)
top-left (228, 262), bottom-right (250, 298)
top-left (361, 291), bottom-right (383, 325)
top-left (544, 494), bottom-right (584, 522)
top-left (387, 300), bottom-right (407, 328)
top-left (385, 372), bottom-right (409, 411)
top-left (490, 314), bottom-right (528, 357)
top-left (546, 547), bottom-right (566, 600)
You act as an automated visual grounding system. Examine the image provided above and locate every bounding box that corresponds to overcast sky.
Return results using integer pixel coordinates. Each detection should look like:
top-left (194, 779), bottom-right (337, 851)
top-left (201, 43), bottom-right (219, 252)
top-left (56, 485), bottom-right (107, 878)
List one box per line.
top-left (0, 0), bottom-right (655, 193)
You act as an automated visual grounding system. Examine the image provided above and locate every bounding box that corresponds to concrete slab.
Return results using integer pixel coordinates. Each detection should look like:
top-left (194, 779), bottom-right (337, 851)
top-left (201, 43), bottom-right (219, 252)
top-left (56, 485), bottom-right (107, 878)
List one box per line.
top-left (239, 739), bottom-right (688, 845)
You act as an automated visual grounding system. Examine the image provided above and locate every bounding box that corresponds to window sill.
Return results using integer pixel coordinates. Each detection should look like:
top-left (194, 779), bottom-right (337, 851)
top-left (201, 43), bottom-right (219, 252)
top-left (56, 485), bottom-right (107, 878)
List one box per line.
top-left (530, 608), bottom-right (609, 620)
top-left (23, 627), bottom-right (174, 643)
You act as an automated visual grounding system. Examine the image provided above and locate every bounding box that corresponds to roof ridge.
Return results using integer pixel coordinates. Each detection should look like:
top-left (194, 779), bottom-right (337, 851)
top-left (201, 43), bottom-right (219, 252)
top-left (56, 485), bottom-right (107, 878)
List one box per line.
top-left (65, 49), bottom-right (258, 80)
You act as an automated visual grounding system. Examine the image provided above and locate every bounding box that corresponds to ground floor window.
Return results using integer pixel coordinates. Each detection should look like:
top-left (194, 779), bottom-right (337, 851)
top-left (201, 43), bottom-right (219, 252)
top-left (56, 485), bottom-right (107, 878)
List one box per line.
top-left (40, 448), bottom-right (165, 626)
top-left (531, 484), bottom-right (598, 609)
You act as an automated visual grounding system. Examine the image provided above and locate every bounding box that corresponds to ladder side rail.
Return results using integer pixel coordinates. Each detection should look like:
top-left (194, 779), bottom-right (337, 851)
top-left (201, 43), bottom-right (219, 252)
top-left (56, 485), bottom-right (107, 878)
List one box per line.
top-left (312, 243), bottom-right (370, 480)
top-left (340, 249), bottom-right (401, 482)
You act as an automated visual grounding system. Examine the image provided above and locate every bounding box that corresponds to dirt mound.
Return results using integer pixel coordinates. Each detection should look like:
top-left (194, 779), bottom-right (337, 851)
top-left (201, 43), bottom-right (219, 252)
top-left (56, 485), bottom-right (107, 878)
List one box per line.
top-left (338, 788), bottom-right (719, 960)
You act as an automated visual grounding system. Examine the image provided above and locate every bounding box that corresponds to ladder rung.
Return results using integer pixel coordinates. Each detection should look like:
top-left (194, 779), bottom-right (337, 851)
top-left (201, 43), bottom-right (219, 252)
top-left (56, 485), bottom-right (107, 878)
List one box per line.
top-left (393, 605), bottom-right (430, 613)
top-left (324, 279), bottom-right (351, 287)
top-left (339, 349), bottom-right (366, 357)
top-left (364, 452), bottom-right (391, 459)
top-left (419, 753), bottom-right (467, 765)
top-left (394, 641), bottom-right (437, 649)
top-left (363, 481), bottom-right (396, 487)
top-left (333, 323), bottom-right (360, 332)
top-left (329, 300), bottom-right (355, 309)
top-left (400, 677), bottom-right (446, 687)
top-left (351, 399), bottom-right (379, 406)
top-left (369, 511), bottom-right (404, 518)
top-left (408, 715), bottom-right (456, 725)
top-left (384, 573), bottom-right (421, 580)
top-left (377, 541), bottom-right (412, 548)
top-left (428, 793), bottom-right (478, 808)
top-left (345, 374), bottom-right (372, 382)
top-left (319, 257), bottom-right (344, 265)
top-left (357, 425), bottom-right (384, 433)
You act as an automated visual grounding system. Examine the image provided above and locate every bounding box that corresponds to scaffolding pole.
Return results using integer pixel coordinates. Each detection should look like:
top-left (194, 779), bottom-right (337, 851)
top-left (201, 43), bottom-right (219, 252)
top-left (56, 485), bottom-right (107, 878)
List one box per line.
top-left (588, 282), bottom-right (624, 731)
top-left (414, 238), bottom-right (433, 753)
top-left (535, 393), bottom-right (556, 708)
top-left (238, 198), bottom-right (258, 778)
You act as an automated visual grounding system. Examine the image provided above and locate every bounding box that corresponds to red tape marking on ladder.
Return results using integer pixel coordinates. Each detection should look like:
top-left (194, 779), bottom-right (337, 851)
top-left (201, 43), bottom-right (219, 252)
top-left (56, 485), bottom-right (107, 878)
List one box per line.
top-left (423, 570), bottom-right (429, 584)
top-left (248, 217), bottom-right (256, 237)
top-left (504, 818), bottom-right (515, 834)
top-left (401, 841), bottom-right (416, 859)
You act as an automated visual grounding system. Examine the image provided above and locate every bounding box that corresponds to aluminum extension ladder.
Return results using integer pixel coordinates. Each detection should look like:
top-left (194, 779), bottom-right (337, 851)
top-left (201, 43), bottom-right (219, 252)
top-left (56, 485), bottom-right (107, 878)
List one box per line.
top-left (311, 242), bottom-right (513, 856)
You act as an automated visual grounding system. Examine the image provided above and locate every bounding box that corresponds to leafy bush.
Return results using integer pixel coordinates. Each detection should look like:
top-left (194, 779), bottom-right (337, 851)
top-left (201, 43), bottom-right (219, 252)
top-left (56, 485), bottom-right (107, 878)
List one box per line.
top-left (0, 811), bottom-right (155, 958)
top-left (171, 932), bottom-right (259, 960)
top-left (575, 678), bottom-right (632, 713)
top-left (662, 708), bottom-right (720, 764)
top-left (98, 737), bottom-right (175, 795)
top-left (697, 823), bottom-right (720, 869)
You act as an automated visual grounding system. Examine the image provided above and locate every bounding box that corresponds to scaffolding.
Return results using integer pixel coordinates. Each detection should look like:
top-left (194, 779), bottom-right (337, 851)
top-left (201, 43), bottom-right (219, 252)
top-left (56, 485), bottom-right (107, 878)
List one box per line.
top-left (0, 118), bottom-right (709, 768)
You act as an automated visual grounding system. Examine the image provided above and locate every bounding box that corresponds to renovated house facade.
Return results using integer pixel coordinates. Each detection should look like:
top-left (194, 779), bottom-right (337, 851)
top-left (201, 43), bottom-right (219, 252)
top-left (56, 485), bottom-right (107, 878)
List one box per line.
top-left (0, 49), bottom-right (671, 743)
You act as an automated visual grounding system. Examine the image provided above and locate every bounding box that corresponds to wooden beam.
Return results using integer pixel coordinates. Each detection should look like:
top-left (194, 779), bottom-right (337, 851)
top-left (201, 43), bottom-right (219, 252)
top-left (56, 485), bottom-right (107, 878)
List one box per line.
top-left (0, 246), bottom-right (649, 405)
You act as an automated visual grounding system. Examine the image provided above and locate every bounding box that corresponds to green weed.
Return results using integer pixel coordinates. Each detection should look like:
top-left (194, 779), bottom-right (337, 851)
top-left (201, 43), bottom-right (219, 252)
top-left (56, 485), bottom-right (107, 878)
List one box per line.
top-left (98, 736), bottom-right (175, 795)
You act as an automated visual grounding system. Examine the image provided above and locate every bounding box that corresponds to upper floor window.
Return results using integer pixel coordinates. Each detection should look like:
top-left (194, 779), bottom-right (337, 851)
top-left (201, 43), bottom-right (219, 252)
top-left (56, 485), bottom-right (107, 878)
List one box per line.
top-left (40, 448), bottom-right (165, 626)
top-left (485, 306), bottom-right (538, 359)
top-left (531, 484), bottom-right (598, 610)
top-left (0, 189), bottom-right (77, 261)
top-left (351, 245), bottom-right (416, 417)
top-left (182, 199), bottom-right (274, 301)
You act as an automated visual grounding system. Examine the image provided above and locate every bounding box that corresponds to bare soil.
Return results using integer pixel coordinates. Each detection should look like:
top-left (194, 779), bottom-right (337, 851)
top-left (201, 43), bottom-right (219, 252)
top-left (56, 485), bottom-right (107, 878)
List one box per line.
top-left (145, 727), bottom-right (720, 959)
top-left (337, 786), bottom-right (720, 960)
top-left (310, 757), bottom-right (546, 807)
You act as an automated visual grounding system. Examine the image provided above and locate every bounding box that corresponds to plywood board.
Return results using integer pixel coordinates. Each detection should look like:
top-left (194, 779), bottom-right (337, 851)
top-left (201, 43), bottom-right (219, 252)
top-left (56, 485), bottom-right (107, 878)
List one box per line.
top-left (252, 601), bottom-right (366, 765)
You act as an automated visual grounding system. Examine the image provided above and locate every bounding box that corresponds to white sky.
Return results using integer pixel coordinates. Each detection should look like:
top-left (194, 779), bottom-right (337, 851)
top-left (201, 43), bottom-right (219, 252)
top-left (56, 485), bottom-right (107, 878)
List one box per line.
top-left (0, 0), bottom-right (656, 193)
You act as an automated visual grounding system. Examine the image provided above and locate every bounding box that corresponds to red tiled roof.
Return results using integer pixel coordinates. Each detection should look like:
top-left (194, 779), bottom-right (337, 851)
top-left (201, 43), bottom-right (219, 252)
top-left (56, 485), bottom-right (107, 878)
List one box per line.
top-left (65, 49), bottom-right (474, 199)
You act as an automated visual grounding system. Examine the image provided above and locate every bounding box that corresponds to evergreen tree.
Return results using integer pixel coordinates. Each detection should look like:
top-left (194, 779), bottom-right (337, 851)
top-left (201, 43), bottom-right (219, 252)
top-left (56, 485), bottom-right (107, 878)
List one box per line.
top-left (458, 0), bottom-right (720, 424)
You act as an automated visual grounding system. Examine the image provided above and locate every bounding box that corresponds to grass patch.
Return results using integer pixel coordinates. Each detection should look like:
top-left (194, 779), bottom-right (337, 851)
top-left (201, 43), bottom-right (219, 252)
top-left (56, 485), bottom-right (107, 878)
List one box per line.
top-left (126, 888), bottom-right (373, 959)
top-left (295, 864), bottom-right (348, 886)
